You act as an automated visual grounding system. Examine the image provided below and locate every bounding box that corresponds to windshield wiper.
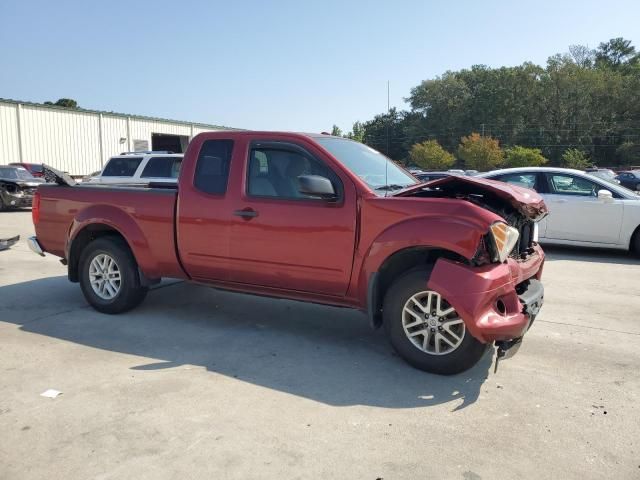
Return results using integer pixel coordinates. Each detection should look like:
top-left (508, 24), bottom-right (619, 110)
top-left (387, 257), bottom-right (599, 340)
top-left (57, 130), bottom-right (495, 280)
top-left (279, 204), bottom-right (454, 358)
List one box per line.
top-left (375, 184), bottom-right (407, 191)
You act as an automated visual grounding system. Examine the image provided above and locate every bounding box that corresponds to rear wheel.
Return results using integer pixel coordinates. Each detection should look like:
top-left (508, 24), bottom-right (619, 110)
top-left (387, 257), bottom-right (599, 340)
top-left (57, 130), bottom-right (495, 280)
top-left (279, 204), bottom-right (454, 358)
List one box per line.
top-left (79, 237), bottom-right (148, 314)
top-left (383, 268), bottom-right (487, 375)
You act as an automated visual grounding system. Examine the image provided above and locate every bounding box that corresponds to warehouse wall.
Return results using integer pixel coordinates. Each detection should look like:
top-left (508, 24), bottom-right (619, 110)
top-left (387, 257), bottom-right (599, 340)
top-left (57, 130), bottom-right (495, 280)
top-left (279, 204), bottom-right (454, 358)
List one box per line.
top-left (0, 100), bottom-right (222, 175)
top-left (0, 103), bottom-right (20, 164)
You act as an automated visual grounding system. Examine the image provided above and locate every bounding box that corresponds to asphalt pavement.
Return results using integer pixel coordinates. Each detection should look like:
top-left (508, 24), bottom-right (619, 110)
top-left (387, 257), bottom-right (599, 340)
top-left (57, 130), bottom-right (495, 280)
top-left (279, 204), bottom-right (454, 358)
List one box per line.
top-left (1, 211), bottom-right (639, 479)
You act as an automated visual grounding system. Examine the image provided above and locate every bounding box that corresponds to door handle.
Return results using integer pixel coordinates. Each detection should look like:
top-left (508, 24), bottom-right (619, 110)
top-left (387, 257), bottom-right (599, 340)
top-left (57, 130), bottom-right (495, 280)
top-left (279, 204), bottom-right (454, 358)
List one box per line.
top-left (233, 208), bottom-right (259, 219)
top-left (552, 199), bottom-right (568, 203)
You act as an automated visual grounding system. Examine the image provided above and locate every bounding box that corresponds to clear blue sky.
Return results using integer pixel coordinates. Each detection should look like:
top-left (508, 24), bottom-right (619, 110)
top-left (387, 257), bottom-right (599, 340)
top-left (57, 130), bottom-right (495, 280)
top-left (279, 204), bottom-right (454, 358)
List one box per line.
top-left (1, 0), bottom-right (638, 132)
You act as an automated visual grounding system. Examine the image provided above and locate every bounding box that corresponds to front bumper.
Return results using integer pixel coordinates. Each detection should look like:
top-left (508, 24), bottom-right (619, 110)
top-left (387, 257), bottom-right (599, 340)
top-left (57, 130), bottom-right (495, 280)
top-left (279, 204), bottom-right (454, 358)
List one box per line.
top-left (1, 191), bottom-right (34, 208)
top-left (427, 243), bottom-right (545, 343)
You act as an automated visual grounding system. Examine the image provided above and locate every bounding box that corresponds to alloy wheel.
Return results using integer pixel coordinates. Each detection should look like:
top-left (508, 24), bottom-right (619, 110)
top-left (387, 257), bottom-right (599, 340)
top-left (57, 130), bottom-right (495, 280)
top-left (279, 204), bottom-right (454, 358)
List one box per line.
top-left (402, 290), bottom-right (465, 355)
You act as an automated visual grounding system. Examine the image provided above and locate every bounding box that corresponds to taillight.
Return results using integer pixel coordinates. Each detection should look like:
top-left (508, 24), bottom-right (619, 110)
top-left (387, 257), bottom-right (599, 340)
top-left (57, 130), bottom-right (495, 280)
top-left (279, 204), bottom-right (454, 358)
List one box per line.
top-left (32, 190), bottom-right (41, 225)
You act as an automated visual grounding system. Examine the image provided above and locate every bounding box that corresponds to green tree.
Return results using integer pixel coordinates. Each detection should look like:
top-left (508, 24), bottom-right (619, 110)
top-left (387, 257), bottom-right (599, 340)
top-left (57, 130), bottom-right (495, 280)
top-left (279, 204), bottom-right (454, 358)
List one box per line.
top-left (356, 37), bottom-right (640, 166)
top-left (346, 121), bottom-right (365, 142)
top-left (616, 142), bottom-right (640, 166)
top-left (595, 37), bottom-right (638, 70)
top-left (409, 140), bottom-right (455, 170)
top-left (44, 98), bottom-right (79, 108)
top-left (457, 133), bottom-right (503, 171)
top-left (561, 148), bottom-right (591, 169)
top-left (330, 124), bottom-right (343, 137)
top-left (503, 146), bottom-right (548, 167)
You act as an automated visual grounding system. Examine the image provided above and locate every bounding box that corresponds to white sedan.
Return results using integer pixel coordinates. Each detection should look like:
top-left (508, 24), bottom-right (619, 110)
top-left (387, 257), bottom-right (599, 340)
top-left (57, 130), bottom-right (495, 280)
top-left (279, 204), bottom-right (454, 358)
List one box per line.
top-left (478, 167), bottom-right (640, 252)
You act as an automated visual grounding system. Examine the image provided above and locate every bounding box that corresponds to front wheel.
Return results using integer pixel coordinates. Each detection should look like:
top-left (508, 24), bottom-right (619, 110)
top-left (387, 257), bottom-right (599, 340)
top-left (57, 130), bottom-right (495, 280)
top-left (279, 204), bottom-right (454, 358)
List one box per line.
top-left (383, 269), bottom-right (487, 375)
top-left (79, 237), bottom-right (148, 314)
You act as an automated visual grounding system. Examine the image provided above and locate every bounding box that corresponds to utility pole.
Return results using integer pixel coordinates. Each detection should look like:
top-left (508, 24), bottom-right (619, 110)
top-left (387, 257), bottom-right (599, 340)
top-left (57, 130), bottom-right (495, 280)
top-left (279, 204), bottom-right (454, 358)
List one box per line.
top-left (481, 123), bottom-right (485, 137)
top-left (386, 81), bottom-right (390, 156)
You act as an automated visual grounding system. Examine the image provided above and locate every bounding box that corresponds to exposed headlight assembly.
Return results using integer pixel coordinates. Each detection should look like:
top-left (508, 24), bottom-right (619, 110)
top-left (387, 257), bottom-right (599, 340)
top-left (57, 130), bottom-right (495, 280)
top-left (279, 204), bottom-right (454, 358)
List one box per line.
top-left (489, 222), bottom-right (520, 263)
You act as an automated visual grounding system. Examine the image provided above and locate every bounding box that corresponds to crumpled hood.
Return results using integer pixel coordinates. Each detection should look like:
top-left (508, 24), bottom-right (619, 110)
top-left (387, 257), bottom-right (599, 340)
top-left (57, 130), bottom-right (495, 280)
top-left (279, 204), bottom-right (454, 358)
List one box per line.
top-left (393, 175), bottom-right (548, 220)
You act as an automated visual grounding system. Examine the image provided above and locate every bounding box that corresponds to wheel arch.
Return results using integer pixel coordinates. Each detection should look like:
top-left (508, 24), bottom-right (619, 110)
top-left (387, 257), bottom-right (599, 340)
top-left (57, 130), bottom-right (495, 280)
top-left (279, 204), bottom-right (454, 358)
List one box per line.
top-left (68, 223), bottom-right (131, 282)
top-left (66, 204), bottom-right (162, 283)
top-left (366, 246), bottom-right (468, 328)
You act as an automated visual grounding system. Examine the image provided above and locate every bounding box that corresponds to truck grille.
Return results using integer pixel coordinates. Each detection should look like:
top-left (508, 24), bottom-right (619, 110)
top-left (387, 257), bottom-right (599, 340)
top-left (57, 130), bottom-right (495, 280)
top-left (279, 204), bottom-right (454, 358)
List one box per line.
top-left (509, 221), bottom-right (535, 260)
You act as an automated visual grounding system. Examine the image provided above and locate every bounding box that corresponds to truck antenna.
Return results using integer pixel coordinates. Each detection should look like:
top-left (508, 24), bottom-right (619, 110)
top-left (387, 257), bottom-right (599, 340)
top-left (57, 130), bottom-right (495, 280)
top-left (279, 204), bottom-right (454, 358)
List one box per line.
top-left (385, 80), bottom-right (390, 197)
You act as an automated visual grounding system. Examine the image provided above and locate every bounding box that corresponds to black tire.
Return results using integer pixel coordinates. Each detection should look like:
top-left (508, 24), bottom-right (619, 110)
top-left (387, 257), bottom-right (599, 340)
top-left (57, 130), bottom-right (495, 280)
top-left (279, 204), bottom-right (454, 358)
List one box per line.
top-left (79, 236), bottom-right (148, 314)
top-left (631, 228), bottom-right (640, 257)
top-left (383, 268), bottom-right (488, 375)
top-left (0, 195), bottom-right (6, 211)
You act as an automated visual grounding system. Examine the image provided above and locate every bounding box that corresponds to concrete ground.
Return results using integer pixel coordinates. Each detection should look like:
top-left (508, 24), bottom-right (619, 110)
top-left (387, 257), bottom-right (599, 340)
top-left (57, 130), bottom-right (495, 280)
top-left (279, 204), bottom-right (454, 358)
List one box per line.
top-left (1, 210), bottom-right (639, 480)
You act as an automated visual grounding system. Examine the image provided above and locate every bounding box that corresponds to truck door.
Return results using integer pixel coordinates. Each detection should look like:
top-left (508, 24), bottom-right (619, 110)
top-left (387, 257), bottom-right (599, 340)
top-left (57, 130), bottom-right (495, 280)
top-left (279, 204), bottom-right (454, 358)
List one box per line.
top-left (226, 140), bottom-right (357, 296)
top-left (176, 138), bottom-right (236, 280)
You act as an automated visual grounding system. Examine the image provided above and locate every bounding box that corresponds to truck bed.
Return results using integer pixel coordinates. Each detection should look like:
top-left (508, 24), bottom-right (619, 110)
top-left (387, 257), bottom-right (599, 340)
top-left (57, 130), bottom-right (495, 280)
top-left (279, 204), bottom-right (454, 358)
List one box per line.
top-left (36, 184), bottom-right (184, 279)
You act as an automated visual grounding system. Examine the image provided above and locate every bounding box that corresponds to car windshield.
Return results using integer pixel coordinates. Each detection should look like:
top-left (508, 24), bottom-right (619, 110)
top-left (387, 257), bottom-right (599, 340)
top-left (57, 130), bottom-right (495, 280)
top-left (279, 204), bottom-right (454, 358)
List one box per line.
top-left (315, 137), bottom-right (418, 193)
top-left (0, 167), bottom-right (35, 180)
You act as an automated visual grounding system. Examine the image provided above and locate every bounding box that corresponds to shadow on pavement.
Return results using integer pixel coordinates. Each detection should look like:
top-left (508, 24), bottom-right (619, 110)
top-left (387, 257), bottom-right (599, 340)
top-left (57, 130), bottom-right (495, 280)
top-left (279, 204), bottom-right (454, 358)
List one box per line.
top-left (543, 244), bottom-right (639, 265)
top-left (0, 276), bottom-right (492, 410)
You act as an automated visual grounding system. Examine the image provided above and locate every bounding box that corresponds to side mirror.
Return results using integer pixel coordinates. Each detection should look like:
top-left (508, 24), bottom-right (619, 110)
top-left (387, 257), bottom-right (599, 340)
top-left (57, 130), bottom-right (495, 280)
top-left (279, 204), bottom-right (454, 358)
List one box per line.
top-left (597, 189), bottom-right (613, 201)
top-left (298, 175), bottom-right (337, 200)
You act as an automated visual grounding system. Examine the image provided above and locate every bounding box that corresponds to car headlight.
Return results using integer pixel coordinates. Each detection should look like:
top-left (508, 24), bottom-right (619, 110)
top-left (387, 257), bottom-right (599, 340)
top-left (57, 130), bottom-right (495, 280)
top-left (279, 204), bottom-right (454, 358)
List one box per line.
top-left (489, 222), bottom-right (520, 263)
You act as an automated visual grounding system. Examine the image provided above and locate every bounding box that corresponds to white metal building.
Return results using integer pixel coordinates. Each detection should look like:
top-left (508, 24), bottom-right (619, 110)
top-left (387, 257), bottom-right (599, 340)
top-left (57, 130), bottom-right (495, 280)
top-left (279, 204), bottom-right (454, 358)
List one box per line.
top-left (0, 98), bottom-right (232, 175)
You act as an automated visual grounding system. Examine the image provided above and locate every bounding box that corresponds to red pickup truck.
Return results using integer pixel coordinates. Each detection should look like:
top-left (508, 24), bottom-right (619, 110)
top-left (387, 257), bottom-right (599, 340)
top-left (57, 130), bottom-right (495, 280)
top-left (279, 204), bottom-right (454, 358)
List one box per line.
top-left (29, 131), bottom-right (547, 374)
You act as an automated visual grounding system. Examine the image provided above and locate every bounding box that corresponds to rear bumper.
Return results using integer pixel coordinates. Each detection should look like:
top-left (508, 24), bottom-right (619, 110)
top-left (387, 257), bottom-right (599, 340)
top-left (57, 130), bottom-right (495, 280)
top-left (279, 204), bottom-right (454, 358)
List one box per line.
top-left (427, 244), bottom-right (545, 343)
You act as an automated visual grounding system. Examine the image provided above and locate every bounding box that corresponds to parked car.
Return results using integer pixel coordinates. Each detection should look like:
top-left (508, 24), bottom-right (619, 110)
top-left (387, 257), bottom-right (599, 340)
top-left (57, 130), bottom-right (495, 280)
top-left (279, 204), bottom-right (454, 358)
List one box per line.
top-left (9, 162), bottom-right (45, 178)
top-left (0, 165), bottom-right (45, 210)
top-left (29, 132), bottom-right (547, 375)
top-left (85, 152), bottom-right (183, 185)
top-left (479, 167), bottom-right (640, 252)
top-left (615, 170), bottom-right (640, 191)
top-left (413, 171), bottom-right (452, 182)
top-left (585, 168), bottom-right (620, 184)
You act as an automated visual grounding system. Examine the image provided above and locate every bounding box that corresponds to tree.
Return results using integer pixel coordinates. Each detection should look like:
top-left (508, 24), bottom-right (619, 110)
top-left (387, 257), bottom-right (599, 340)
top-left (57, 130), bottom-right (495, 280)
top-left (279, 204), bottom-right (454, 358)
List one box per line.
top-left (353, 37), bottom-right (640, 166)
top-left (503, 146), bottom-right (548, 167)
top-left (346, 121), bottom-right (365, 142)
top-left (616, 142), bottom-right (640, 166)
top-left (595, 37), bottom-right (638, 70)
top-left (330, 124), bottom-right (343, 137)
top-left (561, 148), bottom-right (591, 169)
top-left (409, 140), bottom-right (455, 170)
top-left (44, 98), bottom-right (79, 108)
top-left (568, 44), bottom-right (595, 68)
top-left (457, 133), bottom-right (503, 171)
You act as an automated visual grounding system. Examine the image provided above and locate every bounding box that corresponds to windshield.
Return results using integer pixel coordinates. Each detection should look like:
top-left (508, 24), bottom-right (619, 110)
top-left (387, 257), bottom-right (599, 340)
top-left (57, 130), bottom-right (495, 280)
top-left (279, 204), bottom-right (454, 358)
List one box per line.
top-left (315, 137), bottom-right (417, 193)
top-left (0, 167), bottom-right (35, 180)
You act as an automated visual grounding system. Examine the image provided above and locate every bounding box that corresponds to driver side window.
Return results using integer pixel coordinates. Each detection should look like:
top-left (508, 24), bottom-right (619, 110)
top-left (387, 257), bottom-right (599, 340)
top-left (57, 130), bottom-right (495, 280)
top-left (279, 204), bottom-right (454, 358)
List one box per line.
top-left (548, 174), bottom-right (597, 196)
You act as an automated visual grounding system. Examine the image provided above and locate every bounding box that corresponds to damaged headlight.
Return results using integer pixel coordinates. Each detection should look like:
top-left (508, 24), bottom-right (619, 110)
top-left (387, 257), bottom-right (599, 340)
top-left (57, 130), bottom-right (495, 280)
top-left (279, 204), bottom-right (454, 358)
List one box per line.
top-left (489, 221), bottom-right (520, 263)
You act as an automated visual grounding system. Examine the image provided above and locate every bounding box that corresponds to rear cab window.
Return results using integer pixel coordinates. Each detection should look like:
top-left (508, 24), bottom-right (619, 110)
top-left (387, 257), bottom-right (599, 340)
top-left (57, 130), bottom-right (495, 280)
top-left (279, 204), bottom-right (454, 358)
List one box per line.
top-left (102, 157), bottom-right (143, 177)
top-left (193, 140), bottom-right (234, 195)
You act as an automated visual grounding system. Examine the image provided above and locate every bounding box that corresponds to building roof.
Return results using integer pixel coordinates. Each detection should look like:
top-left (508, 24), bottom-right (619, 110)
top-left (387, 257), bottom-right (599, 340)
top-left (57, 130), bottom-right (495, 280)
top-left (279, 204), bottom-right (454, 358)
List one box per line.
top-left (0, 97), bottom-right (238, 130)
